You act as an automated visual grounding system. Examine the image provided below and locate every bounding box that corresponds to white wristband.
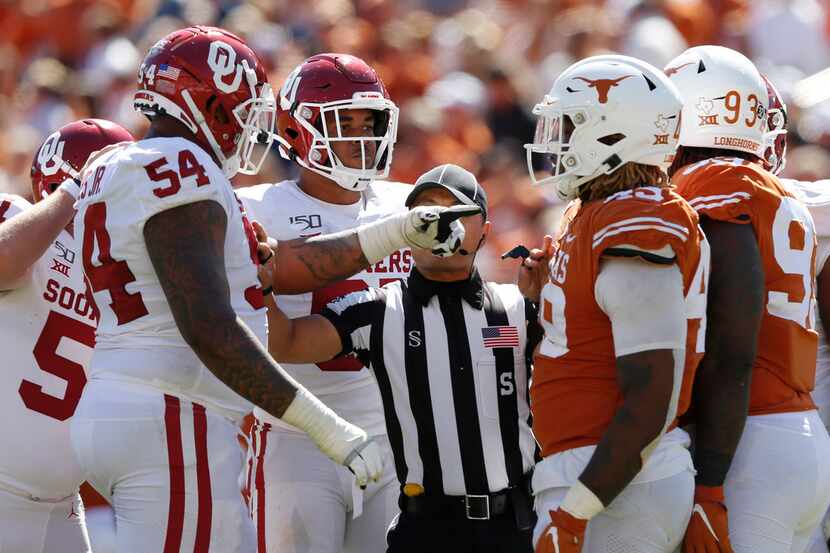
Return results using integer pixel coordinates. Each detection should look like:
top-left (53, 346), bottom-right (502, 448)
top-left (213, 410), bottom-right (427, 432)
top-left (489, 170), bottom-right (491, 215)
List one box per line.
top-left (57, 178), bottom-right (81, 201)
top-left (281, 387), bottom-right (367, 465)
top-left (561, 480), bottom-right (605, 520)
top-left (356, 212), bottom-right (407, 264)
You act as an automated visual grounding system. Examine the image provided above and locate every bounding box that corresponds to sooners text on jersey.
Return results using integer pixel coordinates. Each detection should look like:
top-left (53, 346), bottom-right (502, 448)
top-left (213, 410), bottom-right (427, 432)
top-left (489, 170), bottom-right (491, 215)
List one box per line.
top-left (0, 194), bottom-right (97, 499)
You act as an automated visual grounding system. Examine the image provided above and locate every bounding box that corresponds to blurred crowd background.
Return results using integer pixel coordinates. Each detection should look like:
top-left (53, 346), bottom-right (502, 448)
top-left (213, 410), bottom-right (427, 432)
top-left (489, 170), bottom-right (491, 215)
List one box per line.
top-left (2, 0), bottom-right (830, 281)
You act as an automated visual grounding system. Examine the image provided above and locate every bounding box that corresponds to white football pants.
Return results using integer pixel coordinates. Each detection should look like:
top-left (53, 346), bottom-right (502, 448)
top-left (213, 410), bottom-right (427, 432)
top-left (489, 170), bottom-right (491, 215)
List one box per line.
top-left (533, 470), bottom-right (694, 553)
top-left (246, 419), bottom-right (399, 553)
top-left (725, 410), bottom-right (830, 553)
top-left (71, 380), bottom-right (255, 553)
top-left (0, 487), bottom-right (89, 553)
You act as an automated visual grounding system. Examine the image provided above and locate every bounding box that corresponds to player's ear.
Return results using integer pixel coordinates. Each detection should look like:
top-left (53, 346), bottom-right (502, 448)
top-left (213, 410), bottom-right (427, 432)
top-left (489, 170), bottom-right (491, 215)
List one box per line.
top-left (477, 221), bottom-right (491, 250)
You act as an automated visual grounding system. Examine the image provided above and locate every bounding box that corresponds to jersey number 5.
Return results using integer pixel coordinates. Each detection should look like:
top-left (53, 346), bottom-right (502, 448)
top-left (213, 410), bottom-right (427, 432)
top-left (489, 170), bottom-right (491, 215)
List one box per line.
top-left (19, 311), bottom-right (94, 421)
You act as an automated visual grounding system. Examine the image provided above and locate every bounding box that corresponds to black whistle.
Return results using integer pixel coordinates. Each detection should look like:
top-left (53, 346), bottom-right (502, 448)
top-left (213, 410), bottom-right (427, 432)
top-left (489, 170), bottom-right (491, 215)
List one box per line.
top-left (500, 245), bottom-right (531, 260)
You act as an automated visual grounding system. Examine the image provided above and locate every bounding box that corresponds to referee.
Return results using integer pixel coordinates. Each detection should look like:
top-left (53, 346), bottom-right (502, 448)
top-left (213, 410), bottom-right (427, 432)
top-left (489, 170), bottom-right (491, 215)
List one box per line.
top-left (262, 164), bottom-right (543, 553)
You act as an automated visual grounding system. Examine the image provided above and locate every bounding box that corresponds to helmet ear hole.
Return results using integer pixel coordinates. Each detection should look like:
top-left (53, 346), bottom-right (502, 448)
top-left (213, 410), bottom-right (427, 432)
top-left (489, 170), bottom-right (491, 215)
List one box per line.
top-left (284, 127), bottom-right (299, 139)
top-left (597, 133), bottom-right (626, 146)
top-left (204, 95), bottom-right (229, 126)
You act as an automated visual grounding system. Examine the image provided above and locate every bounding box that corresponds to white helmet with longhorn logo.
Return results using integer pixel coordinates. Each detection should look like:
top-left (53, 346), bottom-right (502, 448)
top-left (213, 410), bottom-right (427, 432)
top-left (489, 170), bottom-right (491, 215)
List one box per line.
top-left (525, 54), bottom-right (683, 201)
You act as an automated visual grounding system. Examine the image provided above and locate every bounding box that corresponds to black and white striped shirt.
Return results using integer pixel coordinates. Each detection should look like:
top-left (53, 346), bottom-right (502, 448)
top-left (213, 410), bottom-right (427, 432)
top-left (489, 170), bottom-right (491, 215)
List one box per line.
top-left (320, 269), bottom-right (539, 496)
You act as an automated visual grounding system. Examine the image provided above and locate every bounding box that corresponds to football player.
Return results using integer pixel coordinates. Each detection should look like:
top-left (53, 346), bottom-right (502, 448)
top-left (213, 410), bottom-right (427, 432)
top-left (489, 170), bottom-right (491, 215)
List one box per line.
top-left (238, 53), bottom-right (408, 553)
top-left (761, 75), bottom-right (830, 553)
top-left (70, 26), bottom-right (476, 552)
top-left (666, 46), bottom-right (830, 553)
top-left (524, 55), bottom-right (709, 553)
top-left (0, 118), bottom-right (133, 553)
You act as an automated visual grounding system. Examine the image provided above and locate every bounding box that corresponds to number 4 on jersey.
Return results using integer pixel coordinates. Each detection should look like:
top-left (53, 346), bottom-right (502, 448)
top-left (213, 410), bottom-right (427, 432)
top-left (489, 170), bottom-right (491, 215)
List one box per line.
top-left (82, 203), bottom-right (149, 325)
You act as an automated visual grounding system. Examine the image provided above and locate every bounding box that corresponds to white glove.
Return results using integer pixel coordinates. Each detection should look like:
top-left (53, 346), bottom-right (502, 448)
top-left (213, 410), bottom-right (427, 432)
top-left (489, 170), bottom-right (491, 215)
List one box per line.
top-left (56, 178), bottom-right (81, 201)
top-left (281, 388), bottom-right (384, 488)
top-left (343, 436), bottom-right (384, 488)
top-left (357, 204), bottom-right (481, 263)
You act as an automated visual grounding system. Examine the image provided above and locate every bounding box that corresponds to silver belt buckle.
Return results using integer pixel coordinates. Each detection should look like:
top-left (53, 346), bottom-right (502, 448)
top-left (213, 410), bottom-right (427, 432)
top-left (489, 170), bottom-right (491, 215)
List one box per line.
top-left (465, 494), bottom-right (490, 520)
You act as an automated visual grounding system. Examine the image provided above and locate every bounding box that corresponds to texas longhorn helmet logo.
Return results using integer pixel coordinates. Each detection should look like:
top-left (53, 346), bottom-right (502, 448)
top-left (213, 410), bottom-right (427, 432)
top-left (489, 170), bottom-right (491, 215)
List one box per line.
top-left (664, 62), bottom-right (693, 77)
top-left (572, 75), bottom-right (632, 104)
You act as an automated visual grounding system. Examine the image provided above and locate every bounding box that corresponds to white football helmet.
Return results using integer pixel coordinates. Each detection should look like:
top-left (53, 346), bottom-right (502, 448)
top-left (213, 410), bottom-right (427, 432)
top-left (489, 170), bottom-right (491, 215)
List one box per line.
top-left (525, 55), bottom-right (683, 201)
top-left (664, 45), bottom-right (768, 158)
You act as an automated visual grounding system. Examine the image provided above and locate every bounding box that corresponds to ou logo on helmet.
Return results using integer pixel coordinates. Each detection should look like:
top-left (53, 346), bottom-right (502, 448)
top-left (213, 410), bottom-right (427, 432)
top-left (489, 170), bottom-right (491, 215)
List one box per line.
top-left (37, 131), bottom-right (66, 176)
top-left (207, 41), bottom-right (247, 94)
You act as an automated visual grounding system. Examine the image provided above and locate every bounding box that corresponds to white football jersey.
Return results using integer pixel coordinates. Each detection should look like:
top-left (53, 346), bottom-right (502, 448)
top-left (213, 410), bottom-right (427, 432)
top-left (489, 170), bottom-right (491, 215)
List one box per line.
top-left (74, 137), bottom-right (266, 422)
top-left (239, 179), bottom-right (413, 435)
top-left (785, 178), bottom-right (830, 426)
top-left (0, 194), bottom-right (95, 499)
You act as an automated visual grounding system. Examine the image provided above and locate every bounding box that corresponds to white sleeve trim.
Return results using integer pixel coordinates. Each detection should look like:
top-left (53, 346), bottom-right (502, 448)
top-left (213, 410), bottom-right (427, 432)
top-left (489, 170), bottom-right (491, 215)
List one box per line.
top-left (594, 256), bottom-right (686, 356)
top-left (592, 218), bottom-right (688, 249)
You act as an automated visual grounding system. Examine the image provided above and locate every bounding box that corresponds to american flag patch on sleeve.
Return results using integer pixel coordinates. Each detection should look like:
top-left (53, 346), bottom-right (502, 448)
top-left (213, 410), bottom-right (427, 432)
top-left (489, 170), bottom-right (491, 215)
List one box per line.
top-left (157, 64), bottom-right (181, 80)
top-left (481, 326), bottom-right (519, 348)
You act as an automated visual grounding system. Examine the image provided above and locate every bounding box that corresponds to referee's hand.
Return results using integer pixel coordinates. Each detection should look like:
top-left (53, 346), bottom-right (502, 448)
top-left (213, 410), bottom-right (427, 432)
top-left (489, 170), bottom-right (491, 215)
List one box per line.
top-left (402, 205), bottom-right (481, 257)
top-left (344, 436), bottom-right (384, 489)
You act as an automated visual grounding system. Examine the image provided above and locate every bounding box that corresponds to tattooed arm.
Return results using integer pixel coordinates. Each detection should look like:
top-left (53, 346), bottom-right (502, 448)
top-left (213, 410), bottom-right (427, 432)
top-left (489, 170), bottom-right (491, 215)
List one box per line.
top-left (144, 199), bottom-right (384, 486)
top-left (144, 199), bottom-right (299, 417)
top-left (270, 205), bottom-right (481, 294)
top-left (272, 230), bottom-right (369, 295)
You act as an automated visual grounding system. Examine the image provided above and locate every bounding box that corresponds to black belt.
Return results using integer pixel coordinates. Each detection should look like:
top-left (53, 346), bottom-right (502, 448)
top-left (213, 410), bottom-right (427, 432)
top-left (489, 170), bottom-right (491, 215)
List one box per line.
top-left (399, 472), bottom-right (534, 522)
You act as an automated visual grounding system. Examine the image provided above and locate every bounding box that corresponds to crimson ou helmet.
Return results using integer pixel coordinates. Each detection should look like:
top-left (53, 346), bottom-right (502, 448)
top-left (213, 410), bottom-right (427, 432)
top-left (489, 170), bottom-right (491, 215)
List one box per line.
top-left (276, 53), bottom-right (399, 191)
top-left (762, 74), bottom-right (788, 175)
top-left (133, 26), bottom-right (276, 178)
top-left (30, 118), bottom-right (134, 202)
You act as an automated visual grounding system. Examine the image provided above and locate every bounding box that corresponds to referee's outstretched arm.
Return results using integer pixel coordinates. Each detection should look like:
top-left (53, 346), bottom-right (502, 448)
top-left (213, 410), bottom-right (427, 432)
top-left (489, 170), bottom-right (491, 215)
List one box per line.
top-left (263, 293), bottom-right (345, 364)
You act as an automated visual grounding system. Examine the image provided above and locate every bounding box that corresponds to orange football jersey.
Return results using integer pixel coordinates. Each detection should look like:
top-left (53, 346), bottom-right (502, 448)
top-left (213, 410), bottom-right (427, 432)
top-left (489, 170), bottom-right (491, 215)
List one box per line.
top-left (532, 186), bottom-right (708, 457)
top-left (673, 157), bottom-right (818, 416)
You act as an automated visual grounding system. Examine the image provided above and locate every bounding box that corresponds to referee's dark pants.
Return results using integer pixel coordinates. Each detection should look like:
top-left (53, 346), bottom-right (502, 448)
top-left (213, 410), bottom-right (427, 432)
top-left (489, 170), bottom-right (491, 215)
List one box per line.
top-left (385, 476), bottom-right (535, 553)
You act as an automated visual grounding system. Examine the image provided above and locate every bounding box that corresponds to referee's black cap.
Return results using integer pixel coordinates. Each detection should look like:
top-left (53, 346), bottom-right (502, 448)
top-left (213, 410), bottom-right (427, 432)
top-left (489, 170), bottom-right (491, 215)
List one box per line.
top-left (406, 164), bottom-right (488, 219)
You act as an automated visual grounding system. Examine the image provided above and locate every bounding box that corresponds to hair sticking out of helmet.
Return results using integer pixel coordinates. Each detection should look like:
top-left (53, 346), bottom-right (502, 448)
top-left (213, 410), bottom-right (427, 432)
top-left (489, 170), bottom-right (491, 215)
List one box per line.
top-left (133, 26), bottom-right (276, 178)
top-left (524, 54), bottom-right (683, 201)
top-left (30, 119), bottom-right (134, 202)
top-left (579, 163), bottom-right (670, 202)
top-left (762, 74), bottom-right (788, 175)
top-left (276, 53), bottom-right (399, 192)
